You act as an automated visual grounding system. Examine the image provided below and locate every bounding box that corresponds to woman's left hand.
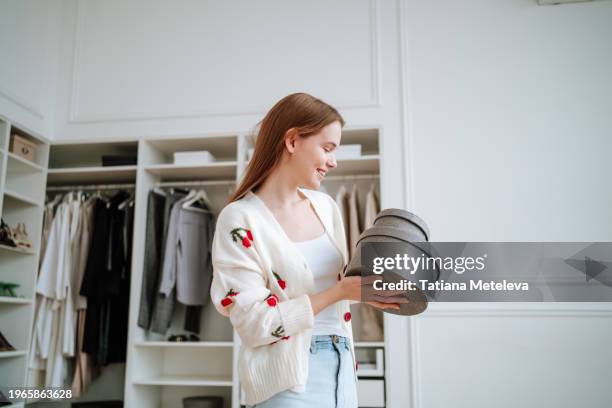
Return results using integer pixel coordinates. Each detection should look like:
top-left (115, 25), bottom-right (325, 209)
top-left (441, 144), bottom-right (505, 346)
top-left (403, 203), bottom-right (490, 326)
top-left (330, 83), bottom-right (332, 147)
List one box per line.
top-left (366, 301), bottom-right (401, 311)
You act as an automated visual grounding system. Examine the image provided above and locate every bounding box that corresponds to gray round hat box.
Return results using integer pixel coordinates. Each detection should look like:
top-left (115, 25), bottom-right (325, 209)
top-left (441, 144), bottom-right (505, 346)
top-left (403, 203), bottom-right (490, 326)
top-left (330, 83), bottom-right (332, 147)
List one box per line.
top-left (183, 396), bottom-right (224, 408)
top-left (345, 208), bottom-right (439, 316)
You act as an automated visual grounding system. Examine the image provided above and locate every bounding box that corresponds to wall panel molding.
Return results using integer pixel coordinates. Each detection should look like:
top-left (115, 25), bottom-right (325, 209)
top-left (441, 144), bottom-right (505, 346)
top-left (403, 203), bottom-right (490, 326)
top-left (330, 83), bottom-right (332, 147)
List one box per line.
top-left (408, 303), bottom-right (612, 408)
top-left (68, 0), bottom-right (382, 124)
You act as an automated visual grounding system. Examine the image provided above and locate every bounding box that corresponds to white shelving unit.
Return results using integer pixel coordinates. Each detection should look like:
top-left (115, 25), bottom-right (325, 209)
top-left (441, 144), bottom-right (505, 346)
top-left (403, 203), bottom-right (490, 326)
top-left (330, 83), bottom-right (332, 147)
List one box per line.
top-left (124, 134), bottom-right (240, 408)
top-left (0, 114), bottom-right (50, 397)
top-left (0, 124), bottom-right (386, 407)
top-left (124, 128), bottom-right (386, 408)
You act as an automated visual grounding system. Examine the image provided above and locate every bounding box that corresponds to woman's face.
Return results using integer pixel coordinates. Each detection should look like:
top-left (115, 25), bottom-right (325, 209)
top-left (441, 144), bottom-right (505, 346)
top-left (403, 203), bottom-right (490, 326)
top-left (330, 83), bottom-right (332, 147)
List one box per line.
top-left (287, 120), bottom-right (342, 189)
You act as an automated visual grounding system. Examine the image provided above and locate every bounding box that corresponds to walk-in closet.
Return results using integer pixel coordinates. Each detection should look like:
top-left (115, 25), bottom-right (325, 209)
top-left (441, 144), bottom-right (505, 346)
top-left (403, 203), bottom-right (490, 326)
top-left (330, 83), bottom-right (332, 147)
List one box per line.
top-left (0, 116), bottom-right (388, 408)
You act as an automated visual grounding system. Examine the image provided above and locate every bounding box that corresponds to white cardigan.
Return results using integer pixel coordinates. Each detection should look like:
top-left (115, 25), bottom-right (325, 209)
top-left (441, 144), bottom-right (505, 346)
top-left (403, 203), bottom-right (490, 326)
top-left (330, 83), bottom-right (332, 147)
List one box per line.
top-left (210, 187), bottom-right (356, 405)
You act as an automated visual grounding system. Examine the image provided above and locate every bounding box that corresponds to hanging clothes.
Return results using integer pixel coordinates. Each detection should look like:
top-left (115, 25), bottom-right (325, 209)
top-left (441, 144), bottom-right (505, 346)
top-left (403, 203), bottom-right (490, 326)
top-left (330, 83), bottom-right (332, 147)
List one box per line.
top-left (363, 184), bottom-right (380, 230)
top-left (70, 197), bottom-right (98, 397)
top-left (149, 189), bottom-right (188, 334)
top-left (158, 197), bottom-right (214, 306)
top-left (356, 183), bottom-right (384, 341)
top-left (137, 190), bottom-right (167, 329)
top-left (80, 191), bottom-right (133, 366)
top-left (39, 202), bottom-right (55, 270)
top-left (143, 188), bottom-right (216, 335)
top-left (30, 189), bottom-right (134, 393)
top-left (29, 200), bottom-right (76, 388)
top-left (335, 185), bottom-right (350, 257)
top-left (348, 184), bottom-right (362, 259)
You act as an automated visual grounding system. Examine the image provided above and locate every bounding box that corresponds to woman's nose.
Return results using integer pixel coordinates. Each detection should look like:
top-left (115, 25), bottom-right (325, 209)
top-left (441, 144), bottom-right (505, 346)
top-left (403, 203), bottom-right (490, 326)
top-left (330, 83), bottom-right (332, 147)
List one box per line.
top-left (327, 155), bottom-right (337, 168)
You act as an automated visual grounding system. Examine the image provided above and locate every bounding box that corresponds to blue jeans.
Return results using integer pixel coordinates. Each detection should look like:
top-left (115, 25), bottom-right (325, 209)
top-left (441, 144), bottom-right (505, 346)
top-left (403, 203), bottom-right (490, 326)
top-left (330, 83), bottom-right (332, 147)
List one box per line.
top-left (249, 335), bottom-right (358, 408)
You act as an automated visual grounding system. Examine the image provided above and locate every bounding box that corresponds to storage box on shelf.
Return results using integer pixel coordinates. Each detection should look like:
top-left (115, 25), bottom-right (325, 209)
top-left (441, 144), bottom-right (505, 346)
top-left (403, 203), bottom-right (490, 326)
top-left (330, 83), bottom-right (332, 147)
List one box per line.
top-left (142, 135), bottom-right (237, 182)
top-left (3, 126), bottom-right (47, 207)
top-left (0, 115), bottom-right (49, 395)
top-left (47, 141), bottom-right (138, 186)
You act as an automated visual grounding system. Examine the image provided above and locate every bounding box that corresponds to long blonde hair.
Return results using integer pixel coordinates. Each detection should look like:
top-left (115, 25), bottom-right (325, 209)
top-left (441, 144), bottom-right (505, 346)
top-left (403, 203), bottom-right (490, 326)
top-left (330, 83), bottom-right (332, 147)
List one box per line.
top-left (228, 93), bottom-right (344, 203)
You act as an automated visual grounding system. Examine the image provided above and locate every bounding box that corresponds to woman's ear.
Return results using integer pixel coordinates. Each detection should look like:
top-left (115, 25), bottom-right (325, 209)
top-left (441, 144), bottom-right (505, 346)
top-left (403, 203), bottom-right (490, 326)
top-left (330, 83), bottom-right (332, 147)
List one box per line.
top-left (284, 128), bottom-right (299, 153)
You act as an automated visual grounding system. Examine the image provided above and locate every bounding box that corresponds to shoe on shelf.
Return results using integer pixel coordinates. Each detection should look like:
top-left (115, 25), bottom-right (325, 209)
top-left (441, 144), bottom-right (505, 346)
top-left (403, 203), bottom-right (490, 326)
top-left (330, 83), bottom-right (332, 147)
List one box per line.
top-left (11, 222), bottom-right (32, 250)
top-left (167, 333), bottom-right (201, 342)
top-left (0, 218), bottom-right (16, 247)
top-left (168, 334), bottom-right (189, 342)
top-left (0, 391), bottom-right (11, 406)
top-left (0, 282), bottom-right (20, 297)
top-left (0, 331), bottom-right (16, 352)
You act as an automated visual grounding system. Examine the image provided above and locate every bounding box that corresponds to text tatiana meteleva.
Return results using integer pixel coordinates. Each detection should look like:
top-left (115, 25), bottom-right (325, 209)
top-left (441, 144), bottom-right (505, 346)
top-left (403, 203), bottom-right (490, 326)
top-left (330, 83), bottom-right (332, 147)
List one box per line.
top-left (373, 279), bottom-right (530, 291)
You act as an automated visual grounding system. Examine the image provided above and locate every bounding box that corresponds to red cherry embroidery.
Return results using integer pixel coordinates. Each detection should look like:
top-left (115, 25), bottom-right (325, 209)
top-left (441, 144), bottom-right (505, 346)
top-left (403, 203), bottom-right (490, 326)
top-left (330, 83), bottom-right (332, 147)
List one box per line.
top-left (344, 312), bottom-right (352, 322)
top-left (356, 362), bottom-right (359, 370)
top-left (221, 289), bottom-right (239, 307)
top-left (266, 294), bottom-right (278, 307)
top-left (231, 227), bottom-right (254, 248)
top-left (281, 336), bottom-right (290, 340)
top-left (272, 271), bottom-right (286, 290)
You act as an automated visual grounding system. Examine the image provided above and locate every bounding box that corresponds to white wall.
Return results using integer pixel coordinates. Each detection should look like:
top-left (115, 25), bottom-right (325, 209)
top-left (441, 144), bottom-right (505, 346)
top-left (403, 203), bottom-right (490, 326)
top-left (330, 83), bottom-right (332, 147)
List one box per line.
top-left (401, 0), bottom-right (612, 241)
top-left (0, 0), bottom-right (62, 137)
top-left (400, 2), bottom-right (612, 408)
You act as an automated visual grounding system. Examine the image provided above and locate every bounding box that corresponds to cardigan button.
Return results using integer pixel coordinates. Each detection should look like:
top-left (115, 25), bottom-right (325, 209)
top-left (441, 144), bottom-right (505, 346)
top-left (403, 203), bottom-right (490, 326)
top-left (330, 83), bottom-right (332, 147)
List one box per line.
top-left (344, 312), bottom-right (352, 322)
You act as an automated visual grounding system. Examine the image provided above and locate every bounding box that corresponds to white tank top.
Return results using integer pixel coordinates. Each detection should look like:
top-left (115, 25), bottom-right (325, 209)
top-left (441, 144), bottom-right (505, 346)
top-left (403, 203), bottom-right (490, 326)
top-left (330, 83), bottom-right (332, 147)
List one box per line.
top-left (293, 232), bottom-right (349, 337)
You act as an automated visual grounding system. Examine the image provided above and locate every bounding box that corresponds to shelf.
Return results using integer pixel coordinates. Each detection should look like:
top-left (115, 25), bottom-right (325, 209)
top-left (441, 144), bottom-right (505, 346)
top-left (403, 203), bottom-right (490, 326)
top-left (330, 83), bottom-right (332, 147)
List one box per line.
top-left (144, 162), bottom-right (237, 181)
top-left (47, 165), bottom-right (137, 185)
top-left (355, 341), bottom-right (385, 348)
top-left (331, 155), bottom-right (380, 176)
top-left (0, 350), bottom-right (26, 358)
top-left (0, 243), bottom-right (36, 255)
top-left (3, 189), bottom-right (41, 207)
top-left (6, 151), bottom-right (44, 172)
top-left (133, 374), bottom-right (233, 387)
top-left (146, 135), bottom-right (238, 162)
top-left (135, 341), bottom-right (233, 348)
top-left (341, 128), bottom-right (380, 154)
top-left (0, 296), bottom-right (32, 305)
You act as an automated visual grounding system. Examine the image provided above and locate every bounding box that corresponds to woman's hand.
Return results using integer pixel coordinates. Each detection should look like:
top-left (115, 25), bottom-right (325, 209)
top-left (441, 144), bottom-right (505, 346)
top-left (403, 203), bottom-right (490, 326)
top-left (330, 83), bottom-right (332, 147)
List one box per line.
top-left (338, 274), bottom-right (403, 311)
top-left (308, 269), bottom-right (405, 315)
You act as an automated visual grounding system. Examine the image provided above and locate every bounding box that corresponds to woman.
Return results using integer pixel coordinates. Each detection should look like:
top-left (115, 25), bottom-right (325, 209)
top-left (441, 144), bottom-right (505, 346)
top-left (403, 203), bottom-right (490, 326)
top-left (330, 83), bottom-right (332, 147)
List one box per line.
top-left (210, 93), bottom-right (399, 407)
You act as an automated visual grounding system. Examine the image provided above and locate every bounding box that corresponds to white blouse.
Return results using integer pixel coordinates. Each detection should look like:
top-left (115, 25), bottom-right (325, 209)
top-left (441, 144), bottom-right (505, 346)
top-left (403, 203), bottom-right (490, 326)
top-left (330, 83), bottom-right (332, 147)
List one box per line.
top-left (293, 232), bottom-right (350, 338)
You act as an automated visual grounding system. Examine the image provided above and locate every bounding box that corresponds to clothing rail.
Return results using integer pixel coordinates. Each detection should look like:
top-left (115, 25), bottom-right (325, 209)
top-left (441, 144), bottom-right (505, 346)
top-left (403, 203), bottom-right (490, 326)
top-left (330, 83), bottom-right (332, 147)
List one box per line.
top-left (323, 174), bottom-right (379, 181)
top-left (156, 179), bottom-right (237, 187)
top-left (46, 183), bottom-right (136, 191)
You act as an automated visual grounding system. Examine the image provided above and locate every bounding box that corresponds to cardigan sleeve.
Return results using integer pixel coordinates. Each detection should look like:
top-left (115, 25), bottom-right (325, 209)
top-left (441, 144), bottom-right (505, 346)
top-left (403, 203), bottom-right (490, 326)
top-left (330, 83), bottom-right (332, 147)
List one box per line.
top-left (210, 205), bottom-right (314, 348)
